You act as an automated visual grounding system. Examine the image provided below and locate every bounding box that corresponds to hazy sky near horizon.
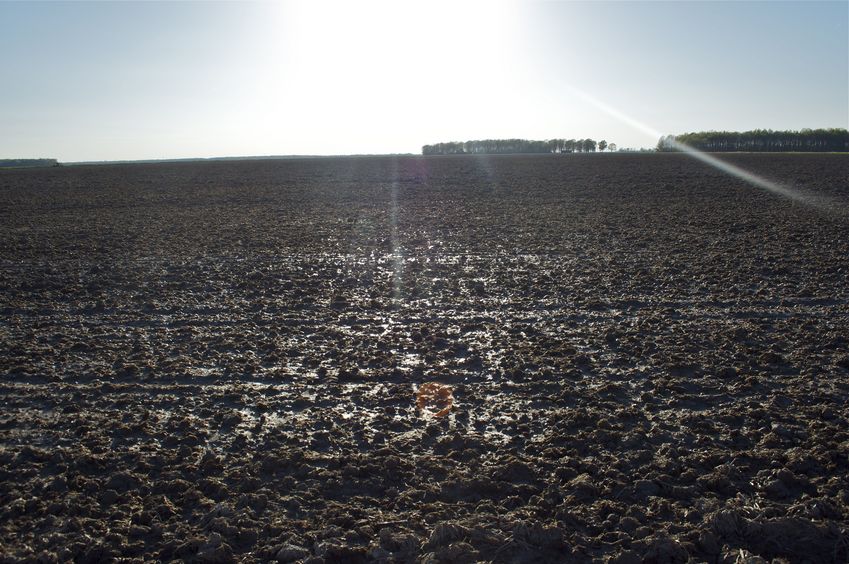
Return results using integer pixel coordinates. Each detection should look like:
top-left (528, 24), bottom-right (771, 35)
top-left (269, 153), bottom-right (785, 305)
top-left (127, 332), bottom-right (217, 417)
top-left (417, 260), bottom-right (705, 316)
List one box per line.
top-left (1, 1), bottom-right (847, 161)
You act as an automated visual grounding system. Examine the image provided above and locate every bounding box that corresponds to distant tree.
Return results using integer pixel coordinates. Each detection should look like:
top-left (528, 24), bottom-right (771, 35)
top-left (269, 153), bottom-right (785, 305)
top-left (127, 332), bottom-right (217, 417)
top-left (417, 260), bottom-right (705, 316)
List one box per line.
top-left (598, 140), bottom-right (608, 152)
top-left (608, 143), bottom-right (617, 152)
top-left (656, 135), bottom-right (677, 152)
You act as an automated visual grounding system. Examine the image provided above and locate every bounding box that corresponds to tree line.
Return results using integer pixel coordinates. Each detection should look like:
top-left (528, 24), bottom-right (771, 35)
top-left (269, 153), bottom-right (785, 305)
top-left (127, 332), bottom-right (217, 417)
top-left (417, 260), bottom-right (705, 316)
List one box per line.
top-left (657, 128), bottom-right (849, 152)
top-left (422, 138), bottom-right (617, 155)
top-left (0, 159), bottom-right (59, 168)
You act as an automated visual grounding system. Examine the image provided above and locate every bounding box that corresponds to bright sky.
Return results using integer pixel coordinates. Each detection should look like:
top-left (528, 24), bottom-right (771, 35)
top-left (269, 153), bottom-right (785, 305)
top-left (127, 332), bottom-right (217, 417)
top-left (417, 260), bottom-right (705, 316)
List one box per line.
top-left (1, 1), bottom-right (846, 161)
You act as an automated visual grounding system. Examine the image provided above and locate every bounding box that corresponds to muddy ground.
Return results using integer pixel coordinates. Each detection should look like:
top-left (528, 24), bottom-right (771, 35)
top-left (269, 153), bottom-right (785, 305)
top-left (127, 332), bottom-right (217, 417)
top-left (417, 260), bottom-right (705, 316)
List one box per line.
top-left (1, 153), bottom-right (848, 563)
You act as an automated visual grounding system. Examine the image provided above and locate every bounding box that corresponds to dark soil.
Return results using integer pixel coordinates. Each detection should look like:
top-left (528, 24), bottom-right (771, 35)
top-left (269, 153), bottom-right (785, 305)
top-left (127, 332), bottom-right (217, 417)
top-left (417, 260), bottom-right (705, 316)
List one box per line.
top-left (1, 153), bottom-right (848, 563)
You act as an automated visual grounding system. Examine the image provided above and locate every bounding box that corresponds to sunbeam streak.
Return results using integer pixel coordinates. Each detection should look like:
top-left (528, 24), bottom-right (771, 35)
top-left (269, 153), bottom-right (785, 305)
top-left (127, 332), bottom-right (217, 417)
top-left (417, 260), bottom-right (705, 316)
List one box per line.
top-left (567, 85), bottom-right (841, 211)
top-left (389, 158), bottom-right (404, 307)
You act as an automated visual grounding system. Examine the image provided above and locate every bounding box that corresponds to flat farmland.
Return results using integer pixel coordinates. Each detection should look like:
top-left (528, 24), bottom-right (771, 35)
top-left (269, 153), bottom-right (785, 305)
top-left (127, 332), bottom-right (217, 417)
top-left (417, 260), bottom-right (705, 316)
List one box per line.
top-left (1, 153), bottom-right (848, 562)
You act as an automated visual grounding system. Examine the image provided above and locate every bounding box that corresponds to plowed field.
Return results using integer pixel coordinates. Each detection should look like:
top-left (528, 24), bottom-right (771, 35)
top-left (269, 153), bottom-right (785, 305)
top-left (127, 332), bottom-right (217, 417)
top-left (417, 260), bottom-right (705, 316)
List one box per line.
top-left (2, 153), bottom-right (848, 562)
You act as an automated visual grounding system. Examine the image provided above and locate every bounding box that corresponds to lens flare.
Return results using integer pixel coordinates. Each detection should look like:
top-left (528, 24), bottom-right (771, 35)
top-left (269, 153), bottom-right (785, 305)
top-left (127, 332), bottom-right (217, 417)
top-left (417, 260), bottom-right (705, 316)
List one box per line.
top-left (567, 85), bottom-right (840, 211)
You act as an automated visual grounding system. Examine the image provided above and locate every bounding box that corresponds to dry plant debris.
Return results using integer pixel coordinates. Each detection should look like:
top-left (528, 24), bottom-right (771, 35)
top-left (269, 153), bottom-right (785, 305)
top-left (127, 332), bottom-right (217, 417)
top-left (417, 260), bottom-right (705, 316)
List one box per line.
top-left (416, 382), bottom-right (454, 417)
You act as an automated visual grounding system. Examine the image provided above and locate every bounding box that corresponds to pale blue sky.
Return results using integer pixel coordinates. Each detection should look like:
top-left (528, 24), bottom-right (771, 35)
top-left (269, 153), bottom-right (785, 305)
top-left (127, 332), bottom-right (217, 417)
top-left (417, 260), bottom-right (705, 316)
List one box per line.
top-left (1, 1), bottom-right (846, 161)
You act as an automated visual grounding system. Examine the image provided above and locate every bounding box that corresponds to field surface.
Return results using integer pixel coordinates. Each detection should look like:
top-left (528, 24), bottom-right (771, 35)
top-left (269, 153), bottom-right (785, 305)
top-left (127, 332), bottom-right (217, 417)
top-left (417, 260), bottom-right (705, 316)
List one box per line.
top-left (1, 153), bottom-right (849, 563)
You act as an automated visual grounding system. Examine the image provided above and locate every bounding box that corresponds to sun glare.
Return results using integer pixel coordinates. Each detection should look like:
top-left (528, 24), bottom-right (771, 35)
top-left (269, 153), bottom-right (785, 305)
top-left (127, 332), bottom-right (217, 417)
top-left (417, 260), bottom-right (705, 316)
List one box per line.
top-left (263, 1), bottom-right (519, 153)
